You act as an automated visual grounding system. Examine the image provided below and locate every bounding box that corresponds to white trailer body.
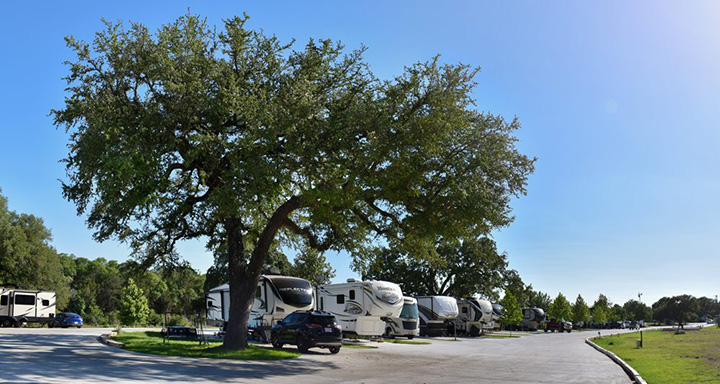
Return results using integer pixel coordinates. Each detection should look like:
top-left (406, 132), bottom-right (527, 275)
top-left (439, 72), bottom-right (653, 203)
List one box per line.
top-left (206, 275), bottom-right (314, 339)
top-left (416, 295), bottom-right (459, 336)
top-left (315, 279), bottom-right (403, 337)
top-left (454, 298), bottom-right (489, 336)
top-left (0, 288), bottom-right (56, 327)
top-left (520, 307), bottom-right (546, 331)
top-left (491, 303), bottom-right (503, 330)
top-left (385, 297), bottom-right (420, 338)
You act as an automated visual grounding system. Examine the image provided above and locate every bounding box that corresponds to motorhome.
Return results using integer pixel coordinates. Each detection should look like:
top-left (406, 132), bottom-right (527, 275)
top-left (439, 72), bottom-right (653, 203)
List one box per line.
top-left (416, 295), bottom-right (459, 336)
top-left (206, 275), bottom-right (314, 341)
top-left (520, 307), bottom-right (546, 331)
top-left (315, 279), bottom-right (403, 337)
top-left (454, 298), bottom-right (491, 336)
top-left (0, 287), bottom-right (56, 327)
top-left (385, 297), bottom-right (420, 339)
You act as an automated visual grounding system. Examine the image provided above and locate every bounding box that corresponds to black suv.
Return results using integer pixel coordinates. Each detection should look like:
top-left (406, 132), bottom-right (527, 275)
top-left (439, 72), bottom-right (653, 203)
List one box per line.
top-left (270, 311), bottom-right (342, 354)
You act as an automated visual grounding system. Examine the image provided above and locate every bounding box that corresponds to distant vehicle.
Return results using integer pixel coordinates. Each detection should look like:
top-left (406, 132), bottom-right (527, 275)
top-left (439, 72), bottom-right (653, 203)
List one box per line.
top-left (316, 279), bottom-right (403, 337)
top-left (520, 307), bottom-right (546, 331)
top-left (454, 298), bottom-right (491, 337)
top-left (270, 311), bottom-right (342, 354)
top-left (49, 312), bottom-right (83, 328)
top-left (206, 275), bottom-right (314, 342)
top-left (607, 320), bottom-right (625, 329)
top-left (0, 287), bottom-right (56, 327)
top-left (385, 297), bottom-right (420, 339)
top-left (416, 296), bottom-right (459, 336)
top-left (544, 319), bottom-right (572, 333)
top-left (491, 303), bottom-right (503, 330)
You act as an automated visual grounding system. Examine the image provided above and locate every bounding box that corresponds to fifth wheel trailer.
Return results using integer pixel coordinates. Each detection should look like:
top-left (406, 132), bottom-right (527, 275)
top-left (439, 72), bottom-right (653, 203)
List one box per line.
top-left (416, 295), bottom-right (459, 336)
top-left (0, 287), bottom-right (56, 327)
top-left (454, 298), bottom-right (491, 336)
top-left (315, 279), bottom-right (403, 337)
top-left (206, 275), bottom-right (314, 341)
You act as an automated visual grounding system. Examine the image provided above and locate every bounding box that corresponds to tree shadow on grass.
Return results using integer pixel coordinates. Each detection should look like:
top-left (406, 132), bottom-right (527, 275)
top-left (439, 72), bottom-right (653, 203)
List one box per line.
top-left (0, 333), bottom-right (340, 382)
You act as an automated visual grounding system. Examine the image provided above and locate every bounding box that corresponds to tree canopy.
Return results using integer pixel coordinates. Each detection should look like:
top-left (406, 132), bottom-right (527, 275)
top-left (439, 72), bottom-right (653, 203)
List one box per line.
top-left (571, 294), bottom-right (590, 325)
top-left (499, 289), bottom-right (522, 332)
top-left (548, 293), bottom-right (571, 321)
top-left (353, 237), bottom-right (509, 299)
top-left (54, 13), bottom-right (535, 349)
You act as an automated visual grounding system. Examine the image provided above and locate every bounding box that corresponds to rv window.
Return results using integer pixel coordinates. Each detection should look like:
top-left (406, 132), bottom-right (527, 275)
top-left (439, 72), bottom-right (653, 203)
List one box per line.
top-left (1, 295), bottom-right (7, 306)
top-left (320, 297), bottom-right (324, 310)
top-left (15, 294), bottom-right (35, 306)
top-left (42, 299), bottom-right (50, 307)
top-left (349, 290), bottom-right (355, 300)
top-left (256, 286), bottom-right (261, 298)
top-left (337, 295), bottom-right (345, 304)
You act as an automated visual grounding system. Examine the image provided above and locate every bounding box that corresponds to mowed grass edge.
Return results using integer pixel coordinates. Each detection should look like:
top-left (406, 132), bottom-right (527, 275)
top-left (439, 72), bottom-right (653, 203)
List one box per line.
top-left (592, 327), bottom-right (720, 383)
top-left (112, 331), bottom-right (300, 360)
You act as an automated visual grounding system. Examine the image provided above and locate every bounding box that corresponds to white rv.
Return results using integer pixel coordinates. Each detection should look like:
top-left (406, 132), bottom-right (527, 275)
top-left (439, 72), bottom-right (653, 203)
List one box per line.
top-left (416, 295), bottom-right (459, 336)
top-left (491, 303), bottom-right (503, 330)
top-left (206, 275), bottom-right (314, 340)
top-left (0, 287), bottom-right (56, 327)
top-left (520, 307), bottom-right (546, 331)
top-left (385, 297), bottom-right (420, 339)
top-left (454, 298), bottom-right (491, 336)
top-left (315, 279), bottom-right (403, 337)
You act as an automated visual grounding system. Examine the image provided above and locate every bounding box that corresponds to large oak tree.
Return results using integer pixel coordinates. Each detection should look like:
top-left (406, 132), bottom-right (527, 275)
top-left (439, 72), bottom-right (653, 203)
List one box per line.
top-left (54, 14), bottom-right (535, 349)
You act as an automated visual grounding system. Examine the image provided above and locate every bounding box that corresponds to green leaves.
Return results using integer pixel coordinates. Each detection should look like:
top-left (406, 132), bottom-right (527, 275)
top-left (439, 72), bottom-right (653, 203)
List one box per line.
top-left (119, 277), bottom-right (150, 326)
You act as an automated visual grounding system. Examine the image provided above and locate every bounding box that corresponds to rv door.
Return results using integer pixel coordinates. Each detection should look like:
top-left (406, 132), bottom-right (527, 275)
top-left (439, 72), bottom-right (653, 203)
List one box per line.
top-left (0, 293), bottom-right (9, 316)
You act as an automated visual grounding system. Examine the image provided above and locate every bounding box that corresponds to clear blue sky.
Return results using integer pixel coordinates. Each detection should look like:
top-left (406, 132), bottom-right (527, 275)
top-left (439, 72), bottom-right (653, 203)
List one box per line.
top-left (1, 1), bottom-right (718, 306)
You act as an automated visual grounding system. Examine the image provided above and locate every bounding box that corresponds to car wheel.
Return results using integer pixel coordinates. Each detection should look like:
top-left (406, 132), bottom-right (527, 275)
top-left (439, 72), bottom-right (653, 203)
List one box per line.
top-left (271, 334), bottom-right (283, 349)
top-left (296, 335), bottom-right (309, 353)
top-left (77, 325), bottom-right (82, 329)
top-left (329, 346), bottom-right (340, 354)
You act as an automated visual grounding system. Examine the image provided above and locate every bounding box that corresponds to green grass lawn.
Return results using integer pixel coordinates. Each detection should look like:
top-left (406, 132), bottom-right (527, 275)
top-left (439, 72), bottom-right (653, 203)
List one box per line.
top-left (112, 331), bottom-right (300, 360)
top-left (482, 334), bottom-right (520, 338)
top-left (341, 343), bottom-right (378, 349)
top-left (387, 339), bottom-right (431, 345)
top-left (593, 327), bottom-right (720, 383)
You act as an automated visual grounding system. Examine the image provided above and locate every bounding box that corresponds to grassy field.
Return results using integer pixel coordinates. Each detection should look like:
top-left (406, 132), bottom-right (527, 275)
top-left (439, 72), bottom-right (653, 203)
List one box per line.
top-left (112, 331), bottom-right (300, 360)
top-left (387, 339), bottom-right (431, 345)
top-left (593, 327), bottom-right (720, 383)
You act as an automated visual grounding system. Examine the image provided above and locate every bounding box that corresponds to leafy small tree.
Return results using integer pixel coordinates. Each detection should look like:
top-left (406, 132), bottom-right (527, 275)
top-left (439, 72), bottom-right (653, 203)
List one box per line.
top-left (119, 278), bottom-right (150, 326)
top-left (592, 305), bottom-right (607, 326)
top-left (549, 293), bottom-right (571, 321)
top-left (290, 248), bottom-right (335, 285)
top-left (499, 289), bottom-right (522, 335)
top-left (609, 304), bottom-right (626, 322)
top-left (623, 299), bottom-right (651, 321)
top-left (572, 294), bottom-right (590, 326)
top-left (526, 290), bottom-right (552, 310)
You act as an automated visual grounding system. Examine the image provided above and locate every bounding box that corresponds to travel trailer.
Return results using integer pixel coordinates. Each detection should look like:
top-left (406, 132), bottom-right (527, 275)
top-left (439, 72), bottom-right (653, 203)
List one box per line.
top-left (520, 307), bottom-right (546, 331)
top-left (416, 295), bottom-right (459, 336)
top-left (315, 279), bottom-right (403, 337)
top-left (454, 298), bottom-right (491, 336)
top-left (491, 303), bottom-right (503, 330)
top-left (385, 297), bottom-right (420, 339)
top-left (206, 275), bottom-right (314, 340)
top-left (0, 287), bottom-right (56, 327)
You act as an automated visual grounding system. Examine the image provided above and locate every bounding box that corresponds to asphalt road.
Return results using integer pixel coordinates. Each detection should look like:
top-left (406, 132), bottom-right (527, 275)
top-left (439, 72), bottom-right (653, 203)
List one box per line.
top-left (0, 327), bottom-right (635, 383)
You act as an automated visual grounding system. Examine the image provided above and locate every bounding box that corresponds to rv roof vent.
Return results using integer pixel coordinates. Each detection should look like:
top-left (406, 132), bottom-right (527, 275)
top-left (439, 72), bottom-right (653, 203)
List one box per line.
top-left (346, 278), bottom-right (359, 283)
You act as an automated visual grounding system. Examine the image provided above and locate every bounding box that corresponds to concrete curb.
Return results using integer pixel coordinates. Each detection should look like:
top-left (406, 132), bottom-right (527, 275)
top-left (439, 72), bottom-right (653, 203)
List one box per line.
top-left (586, 338), bottom-right (646, 384)
top-left (98, 333), bottom-right (125, 349)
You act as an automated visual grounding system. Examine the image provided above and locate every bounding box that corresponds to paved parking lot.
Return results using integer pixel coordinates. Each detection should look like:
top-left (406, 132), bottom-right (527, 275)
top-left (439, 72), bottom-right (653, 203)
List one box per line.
top-left (0, 327), bottom-right (633, 383)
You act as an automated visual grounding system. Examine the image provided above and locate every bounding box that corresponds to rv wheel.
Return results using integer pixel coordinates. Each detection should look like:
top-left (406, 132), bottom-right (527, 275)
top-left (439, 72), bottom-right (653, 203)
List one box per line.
top-left (385, 328), bottom-right (394, 339)
top-left (1, 319), bottom-right (14, 328)
top-left (407, 335), bottom-right (414, 340)
top-left (470, 326), bottom-right (480, 337)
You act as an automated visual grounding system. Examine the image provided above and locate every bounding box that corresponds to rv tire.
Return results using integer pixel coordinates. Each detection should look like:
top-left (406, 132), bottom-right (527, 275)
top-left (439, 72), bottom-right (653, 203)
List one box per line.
top-left (1, 318), bottom-right (14, 328)
top-left (329, 346), bottom-right (340, 354)
top-left (407, 335), bottom-right (414, 340)
top-left (385, 328), bottom-right (394, 339)
top-left (470, 325), bottom-right (480, 337)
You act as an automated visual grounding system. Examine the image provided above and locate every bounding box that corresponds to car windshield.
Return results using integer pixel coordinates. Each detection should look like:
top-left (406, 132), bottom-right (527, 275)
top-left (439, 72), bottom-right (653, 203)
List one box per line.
top-left (308, 315), bottom-right (335, 326)
top-left (400, 303), bottom-right (419, 319)
top-left (65, 313), bottom-right (80, 318)
top-left (270, 277), bottom-right (313, 306)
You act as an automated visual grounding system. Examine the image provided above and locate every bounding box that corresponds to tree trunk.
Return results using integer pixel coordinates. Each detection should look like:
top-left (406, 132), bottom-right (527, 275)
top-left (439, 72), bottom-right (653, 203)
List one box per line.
top-left (223, 216), bottom-right (254, 350)
top-left (222, 197), bottom-right (302, 350)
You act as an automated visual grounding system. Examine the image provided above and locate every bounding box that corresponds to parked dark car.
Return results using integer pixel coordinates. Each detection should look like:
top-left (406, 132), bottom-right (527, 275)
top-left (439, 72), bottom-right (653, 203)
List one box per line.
top-left (270, 311), bottom-right (342, 354)
top-left (49, 312), bottom-right (83, 328)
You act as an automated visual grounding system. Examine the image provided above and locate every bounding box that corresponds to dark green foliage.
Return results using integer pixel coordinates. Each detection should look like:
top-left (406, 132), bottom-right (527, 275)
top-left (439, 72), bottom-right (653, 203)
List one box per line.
top-left (289, 248), bottom-right (335, 285)
top-left (652, 295), bottom-right (700, 326)
top-left (354, 237), bottom-right (508, 299)
top-left (53, 13), bottom-right (534, 349)
top-left (572, 294), bottom-right (591, 325)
